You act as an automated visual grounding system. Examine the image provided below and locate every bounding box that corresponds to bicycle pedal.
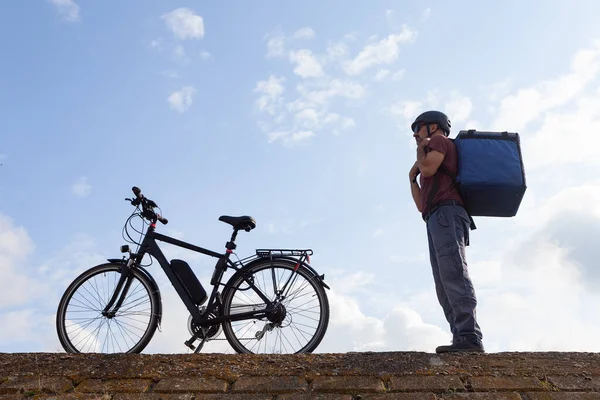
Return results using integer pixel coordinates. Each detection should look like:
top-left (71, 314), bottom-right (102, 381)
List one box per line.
top-left (184, 340), bottom-right (196, 351)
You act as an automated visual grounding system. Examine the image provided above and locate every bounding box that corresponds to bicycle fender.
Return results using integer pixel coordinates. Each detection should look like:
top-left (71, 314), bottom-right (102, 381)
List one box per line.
top-left (242, 256), bottom-right (330, 290)
top-left (106, 259), bottom-right (163, 326)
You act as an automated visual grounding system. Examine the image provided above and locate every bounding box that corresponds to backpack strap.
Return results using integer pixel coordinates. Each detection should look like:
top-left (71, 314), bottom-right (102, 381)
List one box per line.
top-left (436, 163), bottom-right (477, 231)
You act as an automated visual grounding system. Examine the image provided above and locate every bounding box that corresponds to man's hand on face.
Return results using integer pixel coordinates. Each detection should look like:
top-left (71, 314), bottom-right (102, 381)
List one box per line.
top-left (418, 137), bottom-right (431, 149)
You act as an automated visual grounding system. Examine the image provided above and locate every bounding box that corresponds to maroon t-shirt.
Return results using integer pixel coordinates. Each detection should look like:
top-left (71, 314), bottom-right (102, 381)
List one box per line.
top-left (419, 135), bottom-right (463, 215)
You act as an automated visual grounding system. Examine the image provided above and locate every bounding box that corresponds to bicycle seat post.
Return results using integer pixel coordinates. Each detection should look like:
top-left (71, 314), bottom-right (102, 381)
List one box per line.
top-left (226, 230), bottom-right (238, 253)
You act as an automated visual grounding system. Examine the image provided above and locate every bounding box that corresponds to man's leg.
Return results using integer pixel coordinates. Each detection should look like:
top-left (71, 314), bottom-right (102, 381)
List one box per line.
top-left (429, 205), bottom-right (483, 352)
top-left (427, 225), bottom-right (457, 342)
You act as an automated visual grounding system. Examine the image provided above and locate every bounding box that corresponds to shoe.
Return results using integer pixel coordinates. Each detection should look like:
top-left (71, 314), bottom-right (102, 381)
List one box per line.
top-left (435, 336), bottom-right (485, 354)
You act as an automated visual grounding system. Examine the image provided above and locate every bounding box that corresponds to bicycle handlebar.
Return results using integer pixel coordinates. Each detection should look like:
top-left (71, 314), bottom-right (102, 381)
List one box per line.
top-left (127, 186), bottom-right (168, 225)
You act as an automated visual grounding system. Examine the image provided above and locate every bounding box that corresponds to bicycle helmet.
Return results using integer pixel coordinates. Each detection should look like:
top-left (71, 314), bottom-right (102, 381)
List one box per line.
top-left (411, 110), bottom-right (451, 136)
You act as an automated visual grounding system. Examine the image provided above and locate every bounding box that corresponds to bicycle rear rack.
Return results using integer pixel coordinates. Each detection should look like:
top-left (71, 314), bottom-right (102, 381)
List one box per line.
top-left (255, 249), bottom-right (313, 258)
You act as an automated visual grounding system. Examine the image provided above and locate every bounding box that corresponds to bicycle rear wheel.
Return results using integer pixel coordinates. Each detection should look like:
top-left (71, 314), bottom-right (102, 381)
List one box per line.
top-left (221, 259), bottom-right (329, 354)
top-left (56, 263), bottom-right (160, 353)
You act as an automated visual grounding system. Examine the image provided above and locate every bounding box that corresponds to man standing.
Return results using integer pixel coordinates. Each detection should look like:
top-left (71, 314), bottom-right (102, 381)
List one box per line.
top-left (408, 110), bottom-right (484, 353)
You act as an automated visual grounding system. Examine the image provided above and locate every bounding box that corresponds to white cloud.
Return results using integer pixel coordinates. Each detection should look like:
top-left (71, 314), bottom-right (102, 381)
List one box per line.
top-left (340, 117), bottom-right (355, 129)
top-left (485, 41), bottom-right (600, 170)
top-left (0, 310), bottom-right (37, 346)
top-left (474, 225), bottom-right (600, 352)
top-left (524, 94), bottom-right (600, 169)
top-left (255, 28), bottom-right (379, 144)
top-left (37, 233), bottom-right (106, 291)
top-left (267, 130), bottom-right (315, 145)
top-left (49, 0), bottom-right (80, 22)
top-left (388, 90), bottom-right (472, 133)
top-left (421, 8), bottom-right (431, 21)
top-left (291, 130), bottom-right (315, 141)
top-left (254, 75), bottom-right (285, 115)
top-left (482, 78), bottom-right (512, 102)
top-left (518, 182), bottom-right (600, 229)
top-left (173, 44), bottom-right (188, 63)
top-left (389, 100), bottom-right (422, 120)
top-left (374, 69), bottom-right (390, 81)
top-left (71, 176), bottom-right (91, 197)
top-left (342, 25), bottom-right (417, 75)
top-left (392, 69), bottom-right (405, 81)
top-left (374, 68), bottom-right (403, 81)
top-left (289, 49), bottom-right (325, 78)
top-left (492, 39), bottom-right (600, 131)
top-left (293, 27), bottom-right (315, 39)
top-left (266, 34), bottom-right (286, 58)
top-left (325, 40), bottom-right (349, 62)
top-left (297, 79), bottom-right (366, 105)
top-left (444, 92), bottom-right (473, 124)
top-left (150, 39), bottom-right (162, 49)
top-left (317, 278), bottom-right (450, 353)
top-left (199, 50), bottom-right (211, 60)
top-left (295, 108), bottom-right (319, 128)
top-left (161, 8), bottom-right (205, 40)
top-left (0, 214), bottom-right (37, 308)
top-left (262, 78), bottom-right (363, 139)
top-left (168, 86), bottom-right (195, 113)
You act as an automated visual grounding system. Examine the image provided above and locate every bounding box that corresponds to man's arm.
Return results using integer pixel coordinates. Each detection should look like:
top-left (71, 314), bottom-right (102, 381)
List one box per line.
top-left (410, 180), bottom-right (422, 212)
top-left (417, 139), bottom-right (446, 177)
top-left (409, 161), bottom-right (422, 212)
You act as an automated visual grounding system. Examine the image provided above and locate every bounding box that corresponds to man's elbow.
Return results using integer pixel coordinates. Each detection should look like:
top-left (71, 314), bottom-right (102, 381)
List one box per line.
top-left (420, 166), bottom-right (437, 177)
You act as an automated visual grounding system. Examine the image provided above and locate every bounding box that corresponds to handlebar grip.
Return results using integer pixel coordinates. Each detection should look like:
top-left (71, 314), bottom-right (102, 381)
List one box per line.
top-left (158, 215), bottom-right (168, 225)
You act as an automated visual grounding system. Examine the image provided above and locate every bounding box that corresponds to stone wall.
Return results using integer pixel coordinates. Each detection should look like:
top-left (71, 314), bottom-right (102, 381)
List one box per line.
top-left (1, 352), bottom-right (600, 399)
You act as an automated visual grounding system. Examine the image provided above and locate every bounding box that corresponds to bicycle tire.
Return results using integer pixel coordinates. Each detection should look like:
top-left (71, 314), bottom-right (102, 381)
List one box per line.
top-left (221, 258), bottom-right (330, 354)
top-left (56, 263), bottom-right (160, 354)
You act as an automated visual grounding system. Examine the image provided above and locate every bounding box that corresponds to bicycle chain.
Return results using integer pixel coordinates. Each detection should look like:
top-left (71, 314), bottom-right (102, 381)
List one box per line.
top-left (202, 303), bottom-right (268, 341)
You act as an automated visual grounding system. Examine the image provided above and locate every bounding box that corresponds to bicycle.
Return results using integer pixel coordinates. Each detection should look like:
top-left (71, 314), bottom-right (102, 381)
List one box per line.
top-left (56, 186), bottom-right (331, 354)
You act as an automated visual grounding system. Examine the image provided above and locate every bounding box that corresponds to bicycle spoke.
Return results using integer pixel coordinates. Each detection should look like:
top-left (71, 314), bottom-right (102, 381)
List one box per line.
top-left (58, 265), bottom-right (157, 354)
top-left (222, 261), bottom-right (329, 354)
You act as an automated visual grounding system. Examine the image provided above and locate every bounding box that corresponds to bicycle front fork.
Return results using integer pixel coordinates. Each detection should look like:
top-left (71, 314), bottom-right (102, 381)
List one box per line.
top-left (102, 258), bottom-right (136, 318)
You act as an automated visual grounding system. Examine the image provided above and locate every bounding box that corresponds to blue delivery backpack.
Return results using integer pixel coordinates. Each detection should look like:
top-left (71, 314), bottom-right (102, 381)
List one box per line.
top-left (441, 130), bottom-right (527, 218)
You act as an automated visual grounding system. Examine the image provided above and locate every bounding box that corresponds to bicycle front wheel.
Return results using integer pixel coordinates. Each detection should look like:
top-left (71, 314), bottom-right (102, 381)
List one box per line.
top-left (221, 259), bottom-right (330, 354)
top-left (56, 263), bottom-right (160, 354)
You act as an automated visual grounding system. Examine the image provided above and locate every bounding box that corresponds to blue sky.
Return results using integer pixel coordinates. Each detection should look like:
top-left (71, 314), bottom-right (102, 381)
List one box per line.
top-left (3, 0), bottom-right (600, 354)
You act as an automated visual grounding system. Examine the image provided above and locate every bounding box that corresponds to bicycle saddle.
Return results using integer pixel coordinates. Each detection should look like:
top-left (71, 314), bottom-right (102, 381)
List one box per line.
top-left (219, 215), bottom-right (257, 231)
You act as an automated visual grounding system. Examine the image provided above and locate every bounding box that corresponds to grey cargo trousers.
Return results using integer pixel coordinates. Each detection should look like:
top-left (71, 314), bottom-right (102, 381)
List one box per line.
top-left (426, 203), bottom-right (483, 342)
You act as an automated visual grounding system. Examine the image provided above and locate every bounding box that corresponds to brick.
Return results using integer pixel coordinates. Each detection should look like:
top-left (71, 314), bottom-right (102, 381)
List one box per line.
top-left (152, 376), bottom-right (227, 393)
top-left (438, 393), bottom-right (522, 399)
top-left (113, 394), bottom-right (194, 400)
top-left (0, 376), bottom-right (73, 394)
top-left (354, 394), bottom-right (437, 399)
top-left (279, 394), bottom-right (353, 400)
top-left (200, 395), bottom-right (276, 400)
top-left (389, 375), bottom-right (464, 392)
top-left (231, 376), bottom-right (307, 394)
top-left (33, 395), bottom-right (113, 400)
top-left (527, 393), bottom-right (600, 400)
top-left (311, 376), bottom-right (384, 394)
top-left (547, 375), bottom-right (600, 391)
top-left (469, 376), bottom-right (544, 391)
top-left (75, 378), bottom-right (153, 393)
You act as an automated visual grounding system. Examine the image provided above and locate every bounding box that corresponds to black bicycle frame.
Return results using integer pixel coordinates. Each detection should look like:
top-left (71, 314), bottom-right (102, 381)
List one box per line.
top-left (103, 223), bottom-right (275, 327)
